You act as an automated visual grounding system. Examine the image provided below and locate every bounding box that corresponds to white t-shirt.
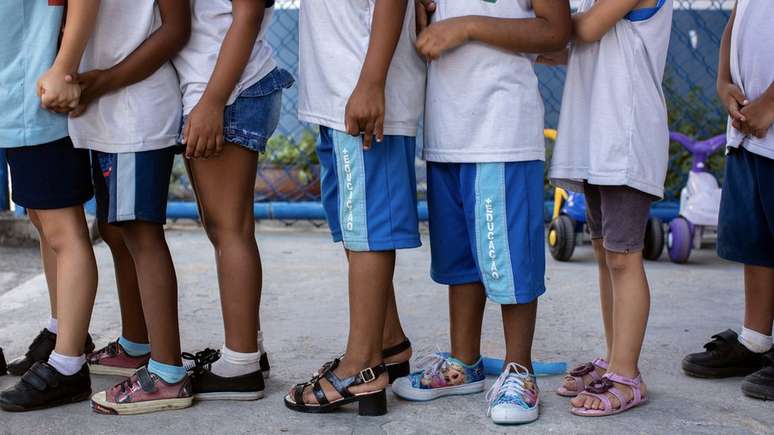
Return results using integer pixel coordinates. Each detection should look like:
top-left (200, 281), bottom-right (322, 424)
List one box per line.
top-left (726, 0), bottom-right (774, 160)
top-left (68, 0), bottom-right (181, 153)
top-left (298, 0), bottom-right (426, 137)
top-left (173, 0), bottom-right (276, 116)
top-left (423, 0), bottom-right (545, 163)
top-left (549, 0), bottom-right (673, 198)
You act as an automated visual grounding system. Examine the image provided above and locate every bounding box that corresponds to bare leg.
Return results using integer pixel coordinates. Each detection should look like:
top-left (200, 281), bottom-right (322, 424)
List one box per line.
top-left (34, 207), bottom-right (97, 356)
top-left (573, 250), bottom-right (650, 410)
top-left (743, 265), bottom-right (774, 335)
top-left (120, 221), bottom-right (181, 365)
top-left (98, 221), bottom-right (147, 343)
top-left (29, 210), bottom-right (58, 320)
top-left (449, 282), bottom-right (487, 365)
top-left (186, 144), bottom-right (261, 353)
top-left (502, 300), bottom-right (537, 372)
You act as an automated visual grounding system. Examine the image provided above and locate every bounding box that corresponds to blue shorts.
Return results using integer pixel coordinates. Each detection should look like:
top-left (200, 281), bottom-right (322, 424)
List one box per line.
top-left (179, 68), bottom-right (294, 153)
top-left (427, 161), bottom-right (546, 305)
top-left (91, 148), bottom-right (176, 225)
top-left (717, 146), bottom-right (774, 268)
top-left (5, 137), bottom-right (93, 209)
top-left (317, 127), bottom-right (420, 252)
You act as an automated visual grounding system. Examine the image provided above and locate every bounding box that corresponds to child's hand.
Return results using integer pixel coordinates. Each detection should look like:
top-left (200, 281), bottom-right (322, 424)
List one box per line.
top-left (416, 17), bottom-right (470, 61)
top-left (416, 0), bottom-right (437, 36)
top-left (737, 95), bottom-right (774, 139)
top-left (37, 67), bottom-right (81, 112)
top-left (69, 70), bottom-right (113, 118)
top-left (345, 80), bottom-right (385, 150)
top-left (537, 48), bottom-right (569, 66)
top-left (183, 99), bottom-right (225, 159)
top-left (718, 81), bottom-right (749, 126)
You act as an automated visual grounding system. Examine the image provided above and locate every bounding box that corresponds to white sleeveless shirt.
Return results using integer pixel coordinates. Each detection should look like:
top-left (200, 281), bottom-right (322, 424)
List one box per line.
top-left (549, 0), bottom-right (673, 198)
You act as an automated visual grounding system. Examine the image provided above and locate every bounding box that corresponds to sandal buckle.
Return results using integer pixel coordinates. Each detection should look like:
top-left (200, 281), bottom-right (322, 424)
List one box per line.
top-left (360, 367), bottom-right (376, 383)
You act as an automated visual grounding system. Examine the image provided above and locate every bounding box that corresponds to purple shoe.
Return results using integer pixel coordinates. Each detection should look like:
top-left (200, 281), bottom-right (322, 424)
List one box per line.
top-left (88, 341), bottom-right (150, 377)
top-left (570, 372), bottom-right (647, 417)
top-left (91, 368), bottom-right (193, 415)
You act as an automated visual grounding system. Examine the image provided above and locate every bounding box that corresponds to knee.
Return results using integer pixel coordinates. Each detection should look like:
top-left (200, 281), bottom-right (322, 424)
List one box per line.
top-left (98, 221), bottom-right (124, 250)
top-left (604, 250), bottom-right (636, 274)
top-left (43, 225), bottom-right (90, 255)
top-left (121, 223), bottom-right (166, 255)
top-left (204, 219), bottom-right (254, 250)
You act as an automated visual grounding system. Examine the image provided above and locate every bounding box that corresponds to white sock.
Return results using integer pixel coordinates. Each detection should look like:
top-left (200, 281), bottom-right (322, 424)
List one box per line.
top-left (211, 346), bottom-right (261, 378)
top-left (47, 318), bottom-right (58, 334)
top-left (738, 327), bottom-right (773, 354)
top-left (257, 330), bottom-right (265, 355)
top-left (48, 351), bottom-right (86, 376)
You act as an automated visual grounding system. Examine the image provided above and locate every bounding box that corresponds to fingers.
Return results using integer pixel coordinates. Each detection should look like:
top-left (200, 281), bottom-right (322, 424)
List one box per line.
top-left (416, 1), bottom-right (429, 35)
top-left (69, 104), bottom-right (87, 118)
top-left (345, 111), bottom-right (360, 136)
top-left (362, 121), bottom-right (374, 150)
top-left (185, 127), bottom-right (198, 159)
top-left (375, 117), bottom-right (384, 144)
top-left (215, 134), bottom-right (225, 157)
top-left (729, 86), bottom-right (749, 107)
top-left (728, 100), bottom-right (745, 123)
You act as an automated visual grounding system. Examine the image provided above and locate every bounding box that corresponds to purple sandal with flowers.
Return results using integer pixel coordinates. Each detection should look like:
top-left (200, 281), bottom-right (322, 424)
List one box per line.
top-left (570, 372), bottom-right (647, 417)
top-left (556, 358), bottom-right (608, 397)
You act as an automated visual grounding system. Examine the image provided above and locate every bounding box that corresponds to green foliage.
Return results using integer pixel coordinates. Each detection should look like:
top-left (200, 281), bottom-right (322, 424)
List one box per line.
top-left (263, 130), bottom-right (319, 168)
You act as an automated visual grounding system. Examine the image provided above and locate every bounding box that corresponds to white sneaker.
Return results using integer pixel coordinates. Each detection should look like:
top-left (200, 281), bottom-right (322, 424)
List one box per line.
top-left (486, 363), bottom-right (540, 425)
top-left (392, 353), bottom-right (485, 401)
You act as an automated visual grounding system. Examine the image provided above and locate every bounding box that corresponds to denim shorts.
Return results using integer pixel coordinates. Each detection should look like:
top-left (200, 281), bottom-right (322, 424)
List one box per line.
top-left (180, 68), bottom-right (294, 153)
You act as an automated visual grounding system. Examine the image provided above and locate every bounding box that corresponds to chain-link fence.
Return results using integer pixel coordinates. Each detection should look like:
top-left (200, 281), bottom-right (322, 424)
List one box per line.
top-left (167, 0), bottom-right (733, 208)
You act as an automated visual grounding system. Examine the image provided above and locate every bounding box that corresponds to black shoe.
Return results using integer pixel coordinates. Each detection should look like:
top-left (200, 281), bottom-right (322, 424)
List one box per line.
top-left (0, 348), bottom-right (7, 376)
top-left (259, 351), bottom-right (270, 379)
top-left (682, 329), bottom-right (768, 378)
top-left (7, 330), bottom-right (95, 376)
top-left (382, 339), bottom-right (411, 384)
top-left (183, 349), bottom-right (265, 401)
top-left (0, 362), bottom-right (91, 412)
top-left (742, 350), bottom-right (774, 401)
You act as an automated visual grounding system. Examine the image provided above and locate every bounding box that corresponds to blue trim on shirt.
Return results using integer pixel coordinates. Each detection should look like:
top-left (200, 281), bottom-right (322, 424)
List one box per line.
top-left (625, 0), bottom-right (666, 22)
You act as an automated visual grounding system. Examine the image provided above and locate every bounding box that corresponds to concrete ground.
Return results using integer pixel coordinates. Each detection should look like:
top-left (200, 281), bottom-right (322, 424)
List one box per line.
top-left (0, 223), bottom-right (772, 435)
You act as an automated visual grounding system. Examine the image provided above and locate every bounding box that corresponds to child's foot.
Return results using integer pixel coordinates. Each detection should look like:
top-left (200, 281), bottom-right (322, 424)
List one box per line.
top-left (486, 363), bottom-right (540, 425)
top-left (557, 358), bottom-right (608, 397)
top-left (570, 372), bottom-right (647, 417)
top-left (90, 368), bottom-right (193, 415)
top-left (0, 362), bottom-right (91, 412)
top-left (741, 351), bottom-right (774, 400)
top-left (183, 348), bottom-right (265, 401)
top-left (88, 341), bottom-right (150, 377)
top-left (682, 330), bottom-right (768, 378)
top-left (392, 353), bottom-right (485, 401)
top-left (7, 329), bottom-right (95, 376)
top-left (184, 348), bottom-right (271, 379)
top-left (285, 358), bottom-right (389, 416)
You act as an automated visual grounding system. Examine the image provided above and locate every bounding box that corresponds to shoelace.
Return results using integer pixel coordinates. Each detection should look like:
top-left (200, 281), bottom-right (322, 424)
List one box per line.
top-left (182, 348), bottom-right (220, 373)
top-left (413, 353), bottom-right (449, 379)
top-left (485, 362), bottom-right (534, 411)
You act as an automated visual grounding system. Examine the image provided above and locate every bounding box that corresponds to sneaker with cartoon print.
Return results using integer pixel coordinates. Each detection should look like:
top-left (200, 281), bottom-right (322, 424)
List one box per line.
top-left (486, 363), bottom-right (539, 425)
top-left (392, 353), bottom-right (485, 401)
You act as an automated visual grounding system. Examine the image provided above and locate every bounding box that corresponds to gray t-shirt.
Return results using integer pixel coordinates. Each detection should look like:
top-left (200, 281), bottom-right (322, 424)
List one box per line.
top-left (68, 0), bottom-right (181, 153)
top-left (422, 0), bottom-right (545, 163)
top-left (727, 0), bottom-right (774, 160)
top-left (550, 0), bottom-right (673, 198)
top-left (298, 0), bottom-right (426, 137)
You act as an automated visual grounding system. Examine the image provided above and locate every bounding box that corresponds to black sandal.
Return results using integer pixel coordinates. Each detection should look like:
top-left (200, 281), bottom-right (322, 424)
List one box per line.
top-left (285, 359), bottom-right (387, 416)
top-left (382, 339), bottom-right (411, 383)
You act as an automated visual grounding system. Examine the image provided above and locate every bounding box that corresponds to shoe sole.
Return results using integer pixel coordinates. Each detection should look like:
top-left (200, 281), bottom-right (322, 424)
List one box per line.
top-left (392, 380), bottom-right (485, 401)
top-left (491, 407), bottom-right (539, 425)
top-left (681, 361), bottom-right (761, 379)
top-left (741, 380), bottom-right (774, 401)
top-left (0, 389), bottom-right (92, 412)
top-left (88, 364), bottom-right (142, 377)
top-left (195, 390), bottom-right (265, 401)
top-left (284, 389), bottom-right (387, 416)
top-left (90, 391), bottom-right (193, 415)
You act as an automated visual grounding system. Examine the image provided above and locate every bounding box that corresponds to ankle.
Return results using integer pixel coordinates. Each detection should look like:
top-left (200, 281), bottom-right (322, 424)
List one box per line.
top-left (450, 351), bottom-right (481, 366)
top-left (503, 357), bottom-right (532, 373)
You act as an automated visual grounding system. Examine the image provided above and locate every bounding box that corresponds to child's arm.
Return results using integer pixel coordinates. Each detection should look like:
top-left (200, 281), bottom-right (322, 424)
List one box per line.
top-left (737, 83), bottom-right (774, 139)
top-left (70, 0), bottom-right (190, 117)
top-left (345, 0), bottom-right (408, 150)
top-left (37, 0), bottom-right (101, 112)
top-left (415, 0), bottom-right (571, 61)
top-left (716, 5), bottom-right (750, 128)
top-left (183, 0), bottom-right (267, 159)
top-left (571, 0), bottom-right (651, 44)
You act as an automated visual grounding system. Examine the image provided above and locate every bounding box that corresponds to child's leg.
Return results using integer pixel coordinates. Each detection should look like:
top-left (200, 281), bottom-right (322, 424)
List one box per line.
top-left (29, 210), bottom-right (58, 322)
top-left (502, 300), bottom-right (537, 370)
top-left (34, 206), bottom-right (97, 357)
top-left (449, 283), bottom-right (486, 364)
top-left (186, 143), bottom-right (261, 353)
top-left (743, 265), bottom-right (774, 336)
top-left (593, 240), bottom-right (614, 358)
top-left (98, 220), bottom-right (147, 344)
top-left (119, 221), bottom-right (181, 366)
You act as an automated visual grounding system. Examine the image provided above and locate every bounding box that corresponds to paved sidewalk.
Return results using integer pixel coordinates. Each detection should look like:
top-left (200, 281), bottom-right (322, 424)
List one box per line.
top-left (0, 224), bottom-right (772, 434)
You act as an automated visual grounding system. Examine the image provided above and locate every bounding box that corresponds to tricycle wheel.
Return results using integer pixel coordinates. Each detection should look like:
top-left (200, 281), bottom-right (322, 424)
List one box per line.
top-left (548, 215), bottom-right (576, 262)
top-left (667, 217), bottom-right (692, 264)
top-left (643, 218), bottom-right (665, 261)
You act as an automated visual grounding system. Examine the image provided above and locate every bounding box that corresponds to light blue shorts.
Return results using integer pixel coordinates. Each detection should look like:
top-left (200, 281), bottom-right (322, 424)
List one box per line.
top-left (317, 127), bottom-right (421, 252)
top-left (427, 161), bottom-right (546, 305)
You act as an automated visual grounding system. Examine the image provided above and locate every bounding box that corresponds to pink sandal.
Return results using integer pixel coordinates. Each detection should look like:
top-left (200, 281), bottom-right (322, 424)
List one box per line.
top-left (570, 372), bottom-right (647, 417)
top-left (556, 358), bottom-right (608, 397)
